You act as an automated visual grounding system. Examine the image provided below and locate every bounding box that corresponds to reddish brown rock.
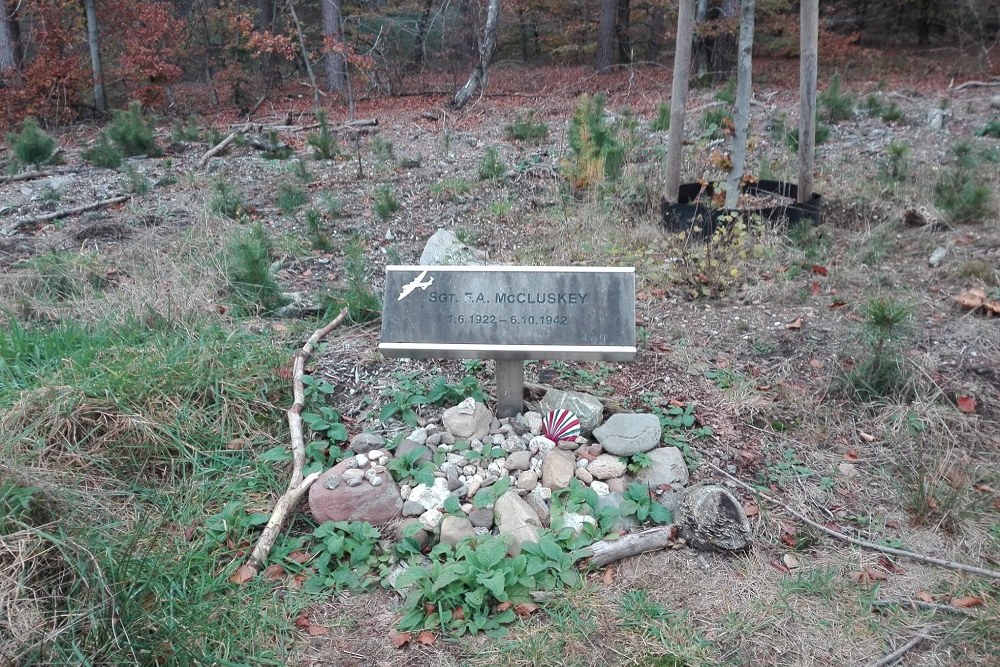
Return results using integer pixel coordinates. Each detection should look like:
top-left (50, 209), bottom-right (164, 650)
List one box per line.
top-left (308, 458), bottom-right (403, 525)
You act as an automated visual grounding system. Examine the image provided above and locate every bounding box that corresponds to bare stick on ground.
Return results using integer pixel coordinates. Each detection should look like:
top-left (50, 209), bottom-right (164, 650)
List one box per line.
top-left (865, 625), bottom-right (941, 667)
top-left (0, 166), bottom-right (87, 185)
top-left (700, 454), bottom-right (1000, 580)
top-left (243, 308), bottom-right (349, 577)
top-left (586, 526), bottom-right (676, 568)
top-left (3, 195), bottom-right (131, 236)
top-left (200, 120), bottom-right (251, 167)
top-left (871, 599), bottom-right (978, 618)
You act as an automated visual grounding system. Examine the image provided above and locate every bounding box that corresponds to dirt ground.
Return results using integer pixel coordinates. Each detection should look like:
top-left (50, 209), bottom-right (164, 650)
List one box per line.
top-left (2, 50), bottom-right (999, 666)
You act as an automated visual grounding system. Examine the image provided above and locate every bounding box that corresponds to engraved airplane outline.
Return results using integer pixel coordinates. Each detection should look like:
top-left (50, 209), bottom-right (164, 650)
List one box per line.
top-left (397, 270), bottom-right (434, 301)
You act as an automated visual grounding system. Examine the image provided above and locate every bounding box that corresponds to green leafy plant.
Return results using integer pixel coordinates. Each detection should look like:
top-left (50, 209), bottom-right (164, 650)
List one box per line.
top-left (373, 185), bottom-right (400, 219)
top-left (701, 106), bottom-right (733, 140)
top-left (371, 137), bottom-right (394, 161)
top-left (225, 223), bottom-right (287, 316)
top-left (305, 209), bottom-right (332, 251)
top-left (430, 178), bottom-right (473, 201)
top-left (933, 141), bottom-right (993, 224)
top-left (882, 141), bottom-right (910, 181)
top-left (122, 163), bottom-right (151, 195)
top-left (81, 135), bottom-right (124, 168)
top-left (764, 448), bottom-right (815, 488)
top-left (291, 158), bottom-right (311, 182)
top-left (307, 110), bottom-right (338, 159)
top-left (505, 112), bottom-right (549, 142)
top-left (210, 178), bottom-right (248, 220)
top-left (819, 72), bottom-right (855, 123)
top-left (170, 116), bottom-right (201, 142)
top-left (478, 146), bottom-right (507, 181)
top-left (784, 122), bottom-right (831, 151)
top-left (564, 93), bottom-right (624, 190)
top-left (666, 212), bottom-right (764, 298)
top-left (261, 130), bottom-right (293, 160)
top-left (277, 182), bottom-right (308, 215)
top-left (427, 375), bottom-right (488, 406)
top-left (652, 103), bottom-right (671, 131)
top-left (204, 500), bottom-right (269, 548)
top-left (976, 119), bottom-right (1000, 138)
top-left (386, 448), bottom-right (436, 486)
top-left (0, 481), bottom-right (42, 535)
top-left (323, 236), bottom-right (381, 323)
top-left (9, 118), bottom-right (58, 169)
top-left (619, 483), bottom-right (672, 525)
top-left (307, 521), bottom-right (382, 592)
top-left (379, 373), bottom-right (430, 426)
top-left (627, 452), bottom-right (653, 475)
top-left (472, 477), bottom-right (512, 509)
top-left (106, 102), bottom-right (161, 156)
top-left (842, 296), bottom-right (913, 401)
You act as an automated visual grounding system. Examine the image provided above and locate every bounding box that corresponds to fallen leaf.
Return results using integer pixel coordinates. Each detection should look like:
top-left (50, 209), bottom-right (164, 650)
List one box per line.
top-left (858, 431), bottom-right (876, 443)
top-left (306, 625), bottom-right (328, 636)
top-left (514, 603), bottom-right (539, 617)
top-left (424, 602), bottom-right (435, 615)
top-left (785, 317), bottom-right (803, 330)
top-left (229, 563), bottom-right (255, 585)
top-left (291, 573), bottom-right (306, 588)
top-left (743, 502), bottom-right (760, 517)
top-left (416, 631), bottom-right (436, 645)
top-left (811, 265), bottom-right (829, 276)
top-left (271, 322), bottom-right (289, 333)
top-left (603, 566), bottom-right (615, 586)
top-left (783, 553), bottom-right (800, 570)
top-left (811, 281), bottom-right (822, 297)
top-left (769, 559), bottom-right (791, 574)
top-left (275, 365), bottom-right (294, 380)
top-left (390, 632), bottom-right (412, 648)
top-left (495, 602), bottom-right (512, 612)
top-left (810, 358), bottom-right (824, 369)
top-left (985, 300), bottom-right (1000, 316)
top-left (262, 564), bottom-right (285, 581)
top-left (957, 395), bottom-right (977, 414)
top-left (225, 438), bottom-right (248, 451)
top-left (952, 596), bottom-right (983, 608)
top-left (829, 300), bottom-right (847, 309)
top-left (294, 613), bottom-right (311, 628)
top-left (916, 591), bottom-right (935, 603)
top-left (848, 567), bottom-right (888, 585)
top-left (289, 550), bottom-right (311, 564)
top-left (183, 522), bottom-right (199, 542)
top-left (844, 448), bottom-right (861, 460)
top-left (973, 484), bottom-right (996, 493)
top-left (956, 287), bottom-right (986, 310)
top-left (878, 556), bottom-right (904, 574)
top-left (452, 606), bottom-right (465, 621)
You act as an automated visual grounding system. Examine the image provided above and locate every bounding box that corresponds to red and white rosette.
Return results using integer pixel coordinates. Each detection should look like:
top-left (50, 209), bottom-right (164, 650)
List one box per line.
top-left (542, 409), bottom-right (581, 443)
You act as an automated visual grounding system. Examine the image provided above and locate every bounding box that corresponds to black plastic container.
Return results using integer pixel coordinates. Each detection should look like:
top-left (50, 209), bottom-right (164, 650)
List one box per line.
top-left (661, 180), bottom-right (823, 235)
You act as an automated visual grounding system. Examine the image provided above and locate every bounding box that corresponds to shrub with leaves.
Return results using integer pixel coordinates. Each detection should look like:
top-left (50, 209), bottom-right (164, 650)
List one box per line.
top-left (386, 448), bottom-right (436, 486)
top-left (426, 375), bottom-right (487, 406)
top-left (323, 236), bottom-right (381, 323)
top-left (373, 185), bottom-right (400, 219)
top-left (505, 112), bottom-right (548, 142)
top-left (305, 521), bottom-right (382, 593)
top-left (225, 223), bottom-right (287, 315)
top-left (842, 296), bottom-right (913, 402)
top-left (307, 110), bottom-right (338, 159)
top-left (666, 213), bottom-right (764, 298)
top-left (478, 146), bottom-right (507, 181)
top-left (106, 102), bottom-right (160, 157)
top-left (619, 483), bottom-right (672, 525)
top-left (933, 141), bottom-right (993, 224)
top-left (8, 118), bottom-right (58, 169)
top-left (277, 182), bottom-right (307, 215)
top-left (819, 72), bottom-right (855, 123)
top-left (81, 135), bottom-right (124, 169)
top-left (652, 103), bottom-right (671, 131)
top-left (564, 93), bottom-right (624, 190)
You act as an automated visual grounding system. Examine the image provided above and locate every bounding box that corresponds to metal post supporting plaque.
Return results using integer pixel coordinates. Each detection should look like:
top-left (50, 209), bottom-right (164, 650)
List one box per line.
top-left (495, 359), bottom-right (524, 419)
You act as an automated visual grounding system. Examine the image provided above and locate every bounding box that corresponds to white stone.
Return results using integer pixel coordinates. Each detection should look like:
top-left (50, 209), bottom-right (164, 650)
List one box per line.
top-left (342, 468), bottom-right (364, 482)
top-left (531, 485), bottom-right (552, 502)
top-left (354, 454), bottom-right (368, 467)
top-left (400, 484), bottom-right (412, 500)
top-left (377, 456), bottom-right (389, 466)
top-left (471, 440), bottom-right (484, 453)
top-left (419, 508), bottom-right (443, 530)
top-left (408, 478), bottom-right (451, 510)
top-left (407, 428), bottom-right (428, 445)
top-left (492, 434), bottom-right (506, 446)
top-left (463, 464), bottom-right (478, 476)
top-left (368, 449), bottom-right (386, 460)
top-left (591, 481), bottom-right (610, 496)
top-left (576, 458), bottom-right (589, 468)
top-left (563, 512), bottom-right (597, 534)
top-left (437, 444), bottom-right (453, 453)
top-left (588, 454), bottom-right (627, 480)
top-left (524, 411), bottom-right (543, 435)
top-left (530, 435), bottom-right (556, 454)
top-left (370, 476), bottom-right (383, 487)
top-left (447, 453), bottom-right (465, 465)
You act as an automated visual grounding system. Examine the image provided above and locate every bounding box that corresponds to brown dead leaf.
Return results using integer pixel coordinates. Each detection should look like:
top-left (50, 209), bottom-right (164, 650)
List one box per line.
top-left (783, 553), bottom-right (800, 570)
top-left (424, 602), bottom-right (435, 615)
top-left (451, 606), bottom-right (465, 621)
top-left (785, 317), bottom-right (803, 330)
top-left (514, 603), bottom-right (539, 617)
top-left (973, 484), bottom-right (996, 494)
top-left (811, 281), bottom-right (822, 297)
top-left (270, 322), bottom-right (290, 333)
top-left (957, 395), bottom-right (978, 414)
top-left (603, 566), bottom-right (615, 586)
top-left (984, 300), bottom-right (1000, 316)
top-left (416, 631), bottom-right (436, 645)
top-left (810, 358), bottom-right (824, 369)
top-left (769, 559), bottom-right (791, 574)
top-left (811, 265), bottom-right (829, 276)
top-left (916, 591), bottom-right (935, 603)
top-left (848, 567), bottom-right (888, 585)
top-left (743, 502), bottom-right (760, 517)
top-left (952, 596), bottom-right (983, 608)
top-left (229, 563), bottom-right (255, 585)
top-left (390, 632), bottom-right (412, 648)
top-left (845, 448), bottom-right (861, 460)
top-left (858, 431), bottom-right (876, 443)
top-left (183, 522), bottom-right (199, 542)
top-left (495, 601), bottom-right (512, 613)
top-left (294, 613), bottom-right (311, 628)
top-left (956, 287), bottom-right (986, 310)
top-left (288, 550), bottom-right (311, 564)
top-left (306, 625), bottom-right (328, 636)
top-left (877, 555), bottom-right (904, 574)
top-left (262, 563), bottom-right (285, 581)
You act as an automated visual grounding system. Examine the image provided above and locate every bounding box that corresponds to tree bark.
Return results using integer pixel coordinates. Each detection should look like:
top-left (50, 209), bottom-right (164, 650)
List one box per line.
top-left (586, 527), bottom-right (676, 568)
top-left (410, 0), bottom-right (436, 67)
top-left (320, 0), bottom-right (346, 93)
top-left (615, 0), bottom-right (631, 64)
top-left (256, 0), bottom-right (277, 86)
top-left (693, 0), bottom-right (709, 80)
top-left (724, 0), bottom-right (755, 210)
top-left (662, 0), bottom-right (696, 204)
top-left (83, 0), bottom-right (107, 112)
top-left (0, 0), bottom-right (20, 73)
top-left (596, 0), bottom-right (616, 71)
top-left (451, 0), bottom-right (501, 110)
top-left (798, 0), bottom-right (818, 203)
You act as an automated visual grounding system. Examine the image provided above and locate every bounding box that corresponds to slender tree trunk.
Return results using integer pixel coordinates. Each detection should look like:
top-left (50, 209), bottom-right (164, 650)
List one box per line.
top-left (411, 0), bottom-right (436, 67)
top-left (0, 0), bottom-right (20, 72)
top-left (256, 0), bottom-right (277, 86)
top-left (646, 3), bottom-right (665, 61)
top-left (724, 0), bottom-right (754, 209)
top-left (596, 0), bottom-right (616, 71)
top-left (451, 0), bottom-right (500, 110)
top-left (798, 0), bottom-right (818, 203)
top-left (616, 0), bottom-right (631, 63)
top-left (83, 0), bottom-right (107, 111)
top-left (320, 0), bottom-right (346, 93)
top-left (662, 0), bottom-right (696, 204)
top-left (693, 0), bottom-right (709, 80)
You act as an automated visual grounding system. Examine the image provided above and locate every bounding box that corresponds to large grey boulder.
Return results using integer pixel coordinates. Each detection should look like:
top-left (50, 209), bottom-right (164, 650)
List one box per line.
top-left (419, 228), bottom-right (487, 265)
top-left (676, 485), bottom-right (751, 552)
top-left (539, 389), bottom-right (604, 436)
top-left (635, 446), bottom-right (689, 488)
top-left (495, 491), bottom-right (542, 555)
top-left (592, 413), bottom-right (661, 456)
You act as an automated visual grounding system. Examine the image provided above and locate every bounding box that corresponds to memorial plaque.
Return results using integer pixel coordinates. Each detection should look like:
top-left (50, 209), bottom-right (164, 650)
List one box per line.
top-left (380, 265), bottom-right (636, 361)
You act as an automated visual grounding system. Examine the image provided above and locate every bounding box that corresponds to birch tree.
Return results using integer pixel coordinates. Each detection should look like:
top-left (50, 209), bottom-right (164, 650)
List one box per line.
top-left (83, 0), bottom-right (107, 111)
top-left (452, 0), bottom-right (501, 110)
top-left (724, 0), bottom-right (755, 209)
top-left (798, 0), bottom-right (818, 202)
top-left (662, 0), bottom-right (696, 203)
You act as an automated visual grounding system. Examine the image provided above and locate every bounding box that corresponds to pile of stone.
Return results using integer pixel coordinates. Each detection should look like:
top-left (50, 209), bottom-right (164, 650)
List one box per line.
top-left (308, 389), bottom-right (748, 555)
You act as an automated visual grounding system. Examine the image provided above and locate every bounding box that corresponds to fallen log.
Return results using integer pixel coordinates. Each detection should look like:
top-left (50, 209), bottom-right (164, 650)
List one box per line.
top-left (0, 166), bottom-right (87, 185)
top-left (585, 526), bottom-right (677, 568)
top-left (200, 120), bottom-right (251, 167)
top-left (3, 195), bottom-right (131, 236)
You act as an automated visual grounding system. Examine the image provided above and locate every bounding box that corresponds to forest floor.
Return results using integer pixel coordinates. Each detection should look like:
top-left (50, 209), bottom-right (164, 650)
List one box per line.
top-left (2, 48), bottom-right (1000, 666)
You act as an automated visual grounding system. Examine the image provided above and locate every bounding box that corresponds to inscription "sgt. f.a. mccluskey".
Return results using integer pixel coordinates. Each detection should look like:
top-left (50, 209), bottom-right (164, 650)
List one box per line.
top-left (428, 291), bottom-right (588, 304)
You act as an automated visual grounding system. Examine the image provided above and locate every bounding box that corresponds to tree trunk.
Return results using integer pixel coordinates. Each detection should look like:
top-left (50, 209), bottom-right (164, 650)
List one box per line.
top-left (83, 0), bottom-right (107, 112)
top-left (662, 0), bottom-right (696, 204)
top-left (451, 0), bottom-right (500, 110)
top-left (798, 0), bottom-right (818, 203)
top-left (256, 0), bottom-right (277, 86)
top-left (724, 0), bottom-right (755, 210)
top-left (616, 0), bottom-right (631, 63)
top-left (693, 0), bottom-right (709, 81)
top-left (320, 0), bottom-right (346, 93)
top-left (646, 3), bottom-right (665, 61)
top-left (0, 0), bottom-right (21, 72)
top-left (411, 0), bottom-right (436, 67)
top-left (596, 0), bottom-right (616, 71)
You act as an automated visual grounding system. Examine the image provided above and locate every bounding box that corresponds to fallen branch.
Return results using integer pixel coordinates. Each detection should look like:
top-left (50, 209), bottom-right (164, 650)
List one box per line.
top-left (949, 79), bottom-right (1000, 91)
top-left (199, 120), bottom-right (251, 167)
top-left (865, 625), bottom-right (940, 667)
top-left (700, 453), bottom-right (1000, 581)
top-left (261, 118), bottom-right (379, 133)
top-left (871, 599), bottom-right (978, 618)
top-left (3, 195), bottom-right (131, 236)
top-left (0, 166), bottom-right (86, 185)
top-left (585, 526), bottom-right (676, 568)
top-left (244, 308), bottom-right (349, 576)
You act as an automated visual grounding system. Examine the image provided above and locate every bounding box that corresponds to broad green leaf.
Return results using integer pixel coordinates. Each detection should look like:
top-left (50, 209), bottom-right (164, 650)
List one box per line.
top-left (431, 564), bottom-right (467, 592)
top-left (475, 539), bottom-right (507, 570)
top-left (398, 607), bottom-right (426, 630)
top-left (393, 565), bottom-right (428, 589)
top-left (539, 536), bottom-right (563, 562)
top-left (443, 495), bottom-right (462, 516)
top-left (476, 571), bottom-right (507, 600)
top-left (465, 588), bottom-right (485, 607)
top-left (379, 403), bottom-right (399, 422)
top-left (326, 422), bottom-right (348, 442)
top-left (650, 503), bottom-right (672, 525)
top-left (260, 445), bottom-right (291, 462)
